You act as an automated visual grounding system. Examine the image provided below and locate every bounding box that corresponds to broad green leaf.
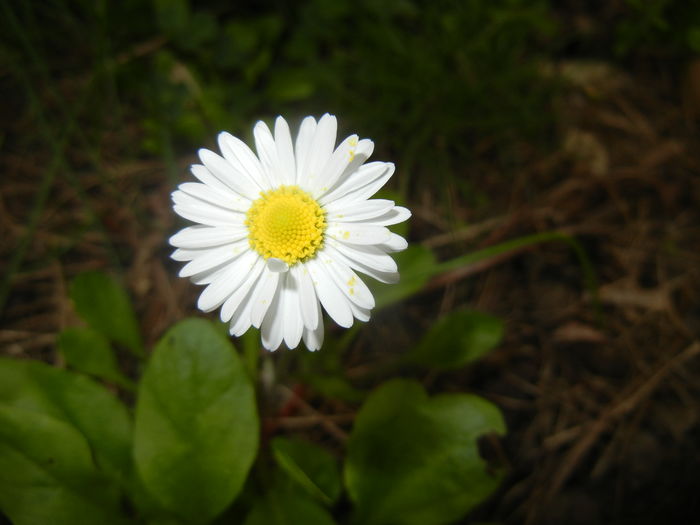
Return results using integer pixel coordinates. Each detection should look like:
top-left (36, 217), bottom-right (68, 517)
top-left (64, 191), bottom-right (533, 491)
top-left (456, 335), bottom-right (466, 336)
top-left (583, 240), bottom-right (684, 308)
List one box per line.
top-left (57, 327), bottom-right (134, 389)
top-left (243, 490), bottom-right (336, 525)
top-left (134, 318), bottom-right (258, 524)
top-left (0, 405), bottom-right (128, 525)
top-left (345, 379), bottom-right (506, 525)
top-left (271, 437), bottom-right (342, 506)
top-left (0, 358), bottom-right (132, 487)
top-left (374, 245), bottom-right (437, 309)
top-left (69, 271), bottom-right (143, 355)
top-left (408, 310), bottom-right (504, 369)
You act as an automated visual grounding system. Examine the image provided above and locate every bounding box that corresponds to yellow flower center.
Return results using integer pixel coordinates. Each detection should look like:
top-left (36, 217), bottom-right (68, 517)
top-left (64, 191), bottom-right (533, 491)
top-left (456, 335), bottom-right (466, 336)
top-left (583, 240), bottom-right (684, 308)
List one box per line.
top-left (245, 185), bottom-right (326, 265)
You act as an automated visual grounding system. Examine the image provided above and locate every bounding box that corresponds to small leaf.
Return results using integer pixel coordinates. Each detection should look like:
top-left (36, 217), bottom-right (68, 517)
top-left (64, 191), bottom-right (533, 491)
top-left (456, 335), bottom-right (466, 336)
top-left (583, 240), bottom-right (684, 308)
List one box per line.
top-left (244, 490), bottom-right (337, 525)
top-left (271, 437), bottom-right (342, 505)
top-left (374, 245), bottom-right (437, 309)
top-left (408, 310), bottom-right (504, 369)
top-left (0, 404), bottom-right (128, 525)
top-left (134, 318), bottom-right (259, 524)
top-left (345, 379), bottom-right (506, 525)
top-left (57, 327), bottom-right (134, 389)
top-left (69, 271), bottom-right (143, 356)
top-left (0, 358), bottom-right (133, 487)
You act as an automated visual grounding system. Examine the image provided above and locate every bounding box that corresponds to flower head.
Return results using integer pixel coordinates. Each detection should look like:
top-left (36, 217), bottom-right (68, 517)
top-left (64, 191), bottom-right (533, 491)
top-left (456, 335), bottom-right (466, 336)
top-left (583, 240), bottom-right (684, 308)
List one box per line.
top-left (170, 114), bottom-right (410, 350)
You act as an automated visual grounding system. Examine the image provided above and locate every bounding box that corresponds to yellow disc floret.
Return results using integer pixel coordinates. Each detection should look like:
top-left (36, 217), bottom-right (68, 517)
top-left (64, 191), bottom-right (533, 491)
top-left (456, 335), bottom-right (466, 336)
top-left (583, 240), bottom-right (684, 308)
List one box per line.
top-left (245, 185), bottom-right (326, 265)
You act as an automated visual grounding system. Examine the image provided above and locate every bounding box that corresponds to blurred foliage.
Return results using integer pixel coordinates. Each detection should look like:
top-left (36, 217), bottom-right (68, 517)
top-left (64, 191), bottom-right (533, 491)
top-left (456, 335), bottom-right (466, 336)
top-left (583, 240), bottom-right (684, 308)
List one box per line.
top-left (616, 0), bottom-right (700, 56)
top-left (4, 0), bottom-right (698, 199)
top-left (138, 0), bottom-right (558, 160)
top-left (1, 0), bottom-right (679, 522)
top-left (0, 272), bottom-right (507, 524)
top-left (2, 0), bottom-right (558, 196)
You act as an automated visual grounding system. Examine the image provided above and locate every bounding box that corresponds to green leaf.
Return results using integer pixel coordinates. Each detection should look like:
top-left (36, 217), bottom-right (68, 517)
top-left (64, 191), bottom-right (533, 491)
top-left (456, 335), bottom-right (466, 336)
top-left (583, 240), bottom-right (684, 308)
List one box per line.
top-left (0, 358), bottom-right (133, 487)
top-left (408, 311), bottom-right (504, 369)
top-left (244, 490), bottom-right (336, 525)
top-left (69, 271), bottom-right (143, 356)
top-left (271, 437), bottom-right (342, 506)
top-left (57, 327), bottom-right (134, 389)
top-left (0, 404), bottom-right (128, 525)
top-left (134, 318), bottom-right (259, 524)
top-left (345, 379), bottom-right (506, 525)
top-left (374, 245), bottom-right (437, 309)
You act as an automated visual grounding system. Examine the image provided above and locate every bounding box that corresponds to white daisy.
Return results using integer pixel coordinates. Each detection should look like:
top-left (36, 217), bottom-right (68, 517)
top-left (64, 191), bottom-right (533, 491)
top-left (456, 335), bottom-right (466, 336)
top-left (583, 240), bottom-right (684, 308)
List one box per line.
top-left (169, 114), bottom-right (410, 351)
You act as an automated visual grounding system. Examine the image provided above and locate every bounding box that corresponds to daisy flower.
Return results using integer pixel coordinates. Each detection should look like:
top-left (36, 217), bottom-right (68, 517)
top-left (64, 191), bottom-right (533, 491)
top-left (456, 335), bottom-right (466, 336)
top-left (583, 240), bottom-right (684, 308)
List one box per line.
top-left (169, 114), bottom-right (410, 351)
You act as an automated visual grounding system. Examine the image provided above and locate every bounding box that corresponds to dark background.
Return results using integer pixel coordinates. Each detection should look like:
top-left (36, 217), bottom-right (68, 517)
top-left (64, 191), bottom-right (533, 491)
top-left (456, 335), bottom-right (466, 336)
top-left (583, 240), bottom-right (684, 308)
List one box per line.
top-left (2, 1), bottom-right (700, 523)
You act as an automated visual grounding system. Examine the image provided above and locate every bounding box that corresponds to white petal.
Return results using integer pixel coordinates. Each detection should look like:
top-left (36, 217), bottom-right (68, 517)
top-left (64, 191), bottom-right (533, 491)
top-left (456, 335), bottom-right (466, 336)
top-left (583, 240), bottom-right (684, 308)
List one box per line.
top-left (171, 248), bottom-right (198, 262)
top-left (174, 253), bottom-right (233, 285)
top-left (254, 120), bottom-right (283, 187)
top-left (189, 262), bottom-right (231, 285)
top-left (275, 116), bottom-right (296, 185)
top-left (379, 233), bottom-right (408, 252)
top-left (229, 285), bottom-right (256, 337)
top-left (190, 164), bottom-right (238, 197)
top-left (321, 247), bottom-right (375, 309)
top-left (266, 258), bottom-right (289, 273)
top-left (173, 198), bottom-right (240, 227)
top-left (357, 206), bottom-right (411, 226)
top-left (306, 257), bottom-right (353, 328)
top-left (292, 264), bottom-right (319, 331)
top-left (300, 114), bottom-right (337, 192)
top-left (199, 148), bottom-right (259, 201)
top-left (349, 302), bottom-right (371, 322)
top-left (217, 132), bottom-right (270, 192)
top-left (294, 116), bottom-right (317, 183)
top-left (177, 182), bottom-right (249, 212)
top-left (319, 138), bottom-right (374, 197)
top-left (196, 251), bottom-right (257, 312)
top-left (302, 307), bottom-right (324, 351)
top-left (327, 224), bottom-right (392, 245)
top-left (326, 240), bottom-right (398, 273)
top-left (282, 275), bottom-right (304, 349)
top-left (319, 160), bottom-right (390, 206)
top-left (323, 242), bottom-right (399, 284)
top-left (220, 257), bottom-right (265, 322)
top-left (343, 137), bottom-right (374, 173)
top-left (250, 268), bottom-right (280, 328)
top-left (261, 279), bottom-right (284, 351)
top-left (311, 134), bottom-right (358, 198)
top-left (325, 199), bottom-right (395, 222)
top-left (169, 225), bottom-right (248, 249)
top-left (178, 242), bottom-right (247, 277)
